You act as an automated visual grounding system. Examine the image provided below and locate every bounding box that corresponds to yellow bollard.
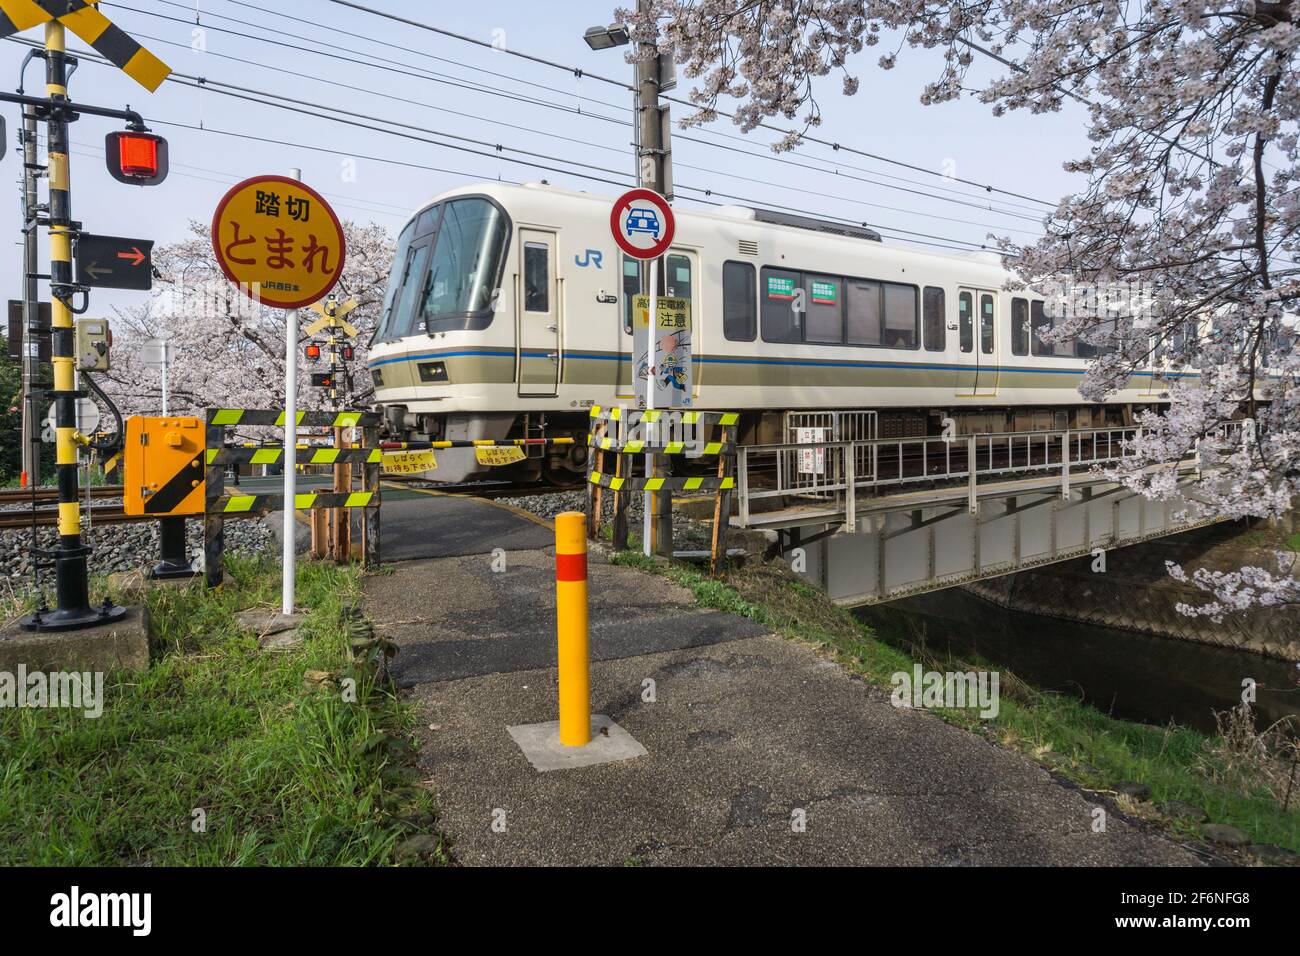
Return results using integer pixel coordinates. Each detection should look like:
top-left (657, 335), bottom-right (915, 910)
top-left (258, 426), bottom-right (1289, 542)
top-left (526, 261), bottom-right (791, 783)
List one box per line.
top-left (555, 511), bottom-right (591, 746)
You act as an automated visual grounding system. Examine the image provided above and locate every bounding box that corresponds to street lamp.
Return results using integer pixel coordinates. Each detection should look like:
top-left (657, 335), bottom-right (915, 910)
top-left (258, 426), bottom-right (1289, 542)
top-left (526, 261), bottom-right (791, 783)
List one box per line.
top-left (583, 23), bottom-right (630, 50)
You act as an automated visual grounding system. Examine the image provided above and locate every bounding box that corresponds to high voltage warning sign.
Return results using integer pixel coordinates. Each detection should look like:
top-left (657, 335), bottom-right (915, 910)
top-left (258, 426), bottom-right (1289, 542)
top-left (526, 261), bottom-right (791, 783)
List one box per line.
top-left (0, 1), bottom-right (171, 91)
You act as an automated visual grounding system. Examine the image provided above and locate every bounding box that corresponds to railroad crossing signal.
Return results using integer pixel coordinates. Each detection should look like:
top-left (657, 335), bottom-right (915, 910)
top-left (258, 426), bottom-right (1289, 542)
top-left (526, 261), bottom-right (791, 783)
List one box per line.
top-left (105, 130), bottom-right (169, 185)
top-left (305, 297), bottom-right (360, 337)
top-left (0, 0), bottom-right (172, 91)
top-left (75, 233), bottom-right (154, 290)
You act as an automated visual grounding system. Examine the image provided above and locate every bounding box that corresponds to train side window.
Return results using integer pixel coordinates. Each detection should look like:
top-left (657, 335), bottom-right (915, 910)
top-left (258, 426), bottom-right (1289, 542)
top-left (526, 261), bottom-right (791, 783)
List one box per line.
top-left (375, 220), bottom-right (416, 342)
top-left (622, 256), bottom-right (642, 334)
top-left (923, 287), bottom-right (945, 351)
top-left (722, 261), bottom-right (756, 342)
top-left (846, 279), bottom-right (882, 345)
top-left (979, 294), bottom-right (995, 354)
top-left (523, 242), bottom-right (549, 312)
top-left (415, 205), bottom-right (441, 237)
top-left (1031, 300), bottom-right (1075, 357)
top-left (958, 291), bottom-right (973, 353)
top-left (666, 254), bottom-right (692, 301)
top-left (393, 240), bottom-right (432, 337)
top-left (885, 283), bottom-right (919, 349)
top-left (1011, 297), bottom-right (1029, 356)
top-left (804, 274), bottom-right (843, 344)
top-left (760, 267), bottom-right (802, 343)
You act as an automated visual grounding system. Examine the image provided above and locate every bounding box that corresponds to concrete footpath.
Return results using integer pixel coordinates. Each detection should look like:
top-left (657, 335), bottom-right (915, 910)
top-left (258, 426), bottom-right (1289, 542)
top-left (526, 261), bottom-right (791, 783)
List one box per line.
top-left (363, 494), bottom-right (1202, 867)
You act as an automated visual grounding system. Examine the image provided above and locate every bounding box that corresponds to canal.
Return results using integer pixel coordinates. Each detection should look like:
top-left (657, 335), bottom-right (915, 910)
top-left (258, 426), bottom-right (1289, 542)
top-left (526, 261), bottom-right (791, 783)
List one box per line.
top-left (856, 587), bottom-right (1300, 735)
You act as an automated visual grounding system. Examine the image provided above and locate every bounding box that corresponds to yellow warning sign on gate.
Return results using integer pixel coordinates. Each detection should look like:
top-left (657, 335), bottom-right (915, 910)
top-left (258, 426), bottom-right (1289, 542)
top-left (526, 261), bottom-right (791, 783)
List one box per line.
top-left (382, 450), bottom-right (436, 475)
top-left (474, 446), bottom-right (526, 467)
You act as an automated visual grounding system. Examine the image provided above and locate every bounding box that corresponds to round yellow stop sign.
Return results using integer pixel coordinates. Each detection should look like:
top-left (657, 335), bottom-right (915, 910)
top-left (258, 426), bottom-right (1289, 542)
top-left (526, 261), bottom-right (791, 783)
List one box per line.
top-left (211, 175), bottom-right (346, 310)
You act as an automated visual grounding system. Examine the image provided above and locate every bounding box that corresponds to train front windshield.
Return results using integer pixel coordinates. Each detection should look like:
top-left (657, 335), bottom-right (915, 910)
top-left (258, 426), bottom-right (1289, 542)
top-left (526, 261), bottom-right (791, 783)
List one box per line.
top-left (375, 196), bottom-right (510, 342)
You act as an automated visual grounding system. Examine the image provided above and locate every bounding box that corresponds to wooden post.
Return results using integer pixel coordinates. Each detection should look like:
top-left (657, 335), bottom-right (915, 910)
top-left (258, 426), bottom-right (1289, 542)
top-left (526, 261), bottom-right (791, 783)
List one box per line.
top-left (203, 418), bottom-right (225, 588)
top-left (310, 433), bottom-right (327, 558)
top-left (710, 425), bottom-right (731, 576)
top-left (331, 424), bottom-right (352, 562)
top-left (611, 449), bottom-right (629, 551)
top-left (362, 423), bottom-right (380, 569)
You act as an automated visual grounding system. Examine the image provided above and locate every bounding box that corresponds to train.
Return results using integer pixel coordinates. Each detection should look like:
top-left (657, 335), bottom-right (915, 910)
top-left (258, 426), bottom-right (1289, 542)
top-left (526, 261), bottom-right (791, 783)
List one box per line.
top-left (366, 181), bottom-right (1183, 483)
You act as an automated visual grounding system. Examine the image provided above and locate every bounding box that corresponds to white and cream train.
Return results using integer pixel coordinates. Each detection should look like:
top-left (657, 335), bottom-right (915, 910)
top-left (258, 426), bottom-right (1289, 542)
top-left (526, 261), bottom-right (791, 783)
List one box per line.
top-left (368, 181), bottom-right (1183, 482)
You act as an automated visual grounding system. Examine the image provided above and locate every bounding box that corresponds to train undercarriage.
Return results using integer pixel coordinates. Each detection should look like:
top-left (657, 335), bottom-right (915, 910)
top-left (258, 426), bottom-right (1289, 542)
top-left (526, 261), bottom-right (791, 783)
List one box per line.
top-left (377, 403), bottom-right (1145, 484)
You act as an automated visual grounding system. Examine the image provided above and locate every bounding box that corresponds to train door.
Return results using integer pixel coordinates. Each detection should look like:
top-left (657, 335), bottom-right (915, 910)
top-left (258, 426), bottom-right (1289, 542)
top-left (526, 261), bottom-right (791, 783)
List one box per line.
top-left (616, 255), bottom-right (640, 400)
top-left (516, 229), bottom-right (559, 397)
top-left (956, 288), bottom-right (1000, 397)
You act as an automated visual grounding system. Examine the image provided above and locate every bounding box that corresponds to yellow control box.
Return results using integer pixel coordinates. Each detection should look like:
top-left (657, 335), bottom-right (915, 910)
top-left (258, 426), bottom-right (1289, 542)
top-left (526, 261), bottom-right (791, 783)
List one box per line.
top-left (123, 416), bottom-right (206, 516)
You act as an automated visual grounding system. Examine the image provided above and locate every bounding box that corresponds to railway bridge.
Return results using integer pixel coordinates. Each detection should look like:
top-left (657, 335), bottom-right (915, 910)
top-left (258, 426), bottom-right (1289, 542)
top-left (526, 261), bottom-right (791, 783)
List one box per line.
top-left (731, 421), bottom-right (1245, 607)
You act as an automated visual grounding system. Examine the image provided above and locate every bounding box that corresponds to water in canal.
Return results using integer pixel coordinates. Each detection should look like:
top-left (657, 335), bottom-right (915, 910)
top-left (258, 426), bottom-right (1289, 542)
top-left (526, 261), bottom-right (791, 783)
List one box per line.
top-left (855, 587), bottom-right (1300, 736)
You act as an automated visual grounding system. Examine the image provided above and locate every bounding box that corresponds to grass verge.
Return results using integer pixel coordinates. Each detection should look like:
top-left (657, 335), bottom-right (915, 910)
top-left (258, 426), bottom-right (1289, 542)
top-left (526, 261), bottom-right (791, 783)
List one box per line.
top-left (611, 548), bottom-right (1299, 856)
top-left (0, 556), bottom-right (448, 866)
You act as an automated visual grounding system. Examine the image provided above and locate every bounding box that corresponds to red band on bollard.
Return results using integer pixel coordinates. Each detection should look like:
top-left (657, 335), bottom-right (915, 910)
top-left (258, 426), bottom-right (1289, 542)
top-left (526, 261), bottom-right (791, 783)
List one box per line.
top-left (555, 551), bottom-right (587, 582)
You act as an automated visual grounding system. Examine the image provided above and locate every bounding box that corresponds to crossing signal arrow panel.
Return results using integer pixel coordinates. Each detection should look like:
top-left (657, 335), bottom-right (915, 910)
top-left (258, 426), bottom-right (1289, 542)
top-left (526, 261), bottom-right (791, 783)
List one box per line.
top-left (75, 233), bottom-right (154, 290)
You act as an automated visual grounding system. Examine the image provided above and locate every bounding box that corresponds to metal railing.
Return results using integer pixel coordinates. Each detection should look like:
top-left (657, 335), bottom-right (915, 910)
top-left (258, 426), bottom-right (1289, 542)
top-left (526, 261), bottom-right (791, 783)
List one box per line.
top-left (739, 421), bottom-right (1250, 530)
top-left (739, 426), bottom-right (1150, 530)
top-left (780, 410), bottom-right (878, 499)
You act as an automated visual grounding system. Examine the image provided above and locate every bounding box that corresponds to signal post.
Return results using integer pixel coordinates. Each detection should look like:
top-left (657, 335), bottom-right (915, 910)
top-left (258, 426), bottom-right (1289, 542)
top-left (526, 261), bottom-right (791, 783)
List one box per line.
top-left (0, 2), bottom-right (171, 645)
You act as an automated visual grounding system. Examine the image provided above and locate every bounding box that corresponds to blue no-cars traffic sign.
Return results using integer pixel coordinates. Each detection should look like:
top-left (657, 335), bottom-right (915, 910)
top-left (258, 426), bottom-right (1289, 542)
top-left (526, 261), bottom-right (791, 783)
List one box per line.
top-left (610, 188), bottom-right (675, 260)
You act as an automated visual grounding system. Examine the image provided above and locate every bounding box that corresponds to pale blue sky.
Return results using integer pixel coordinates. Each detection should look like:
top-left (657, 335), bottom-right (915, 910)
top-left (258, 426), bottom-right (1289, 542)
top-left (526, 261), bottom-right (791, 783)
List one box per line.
top-left (2, 0), bottom-right (1091, 315)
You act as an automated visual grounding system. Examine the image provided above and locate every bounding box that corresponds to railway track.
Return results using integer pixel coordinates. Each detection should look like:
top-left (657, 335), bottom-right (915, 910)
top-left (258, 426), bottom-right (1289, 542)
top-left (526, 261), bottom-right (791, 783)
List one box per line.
top-left (0, 478), bottom-right (586, 530)
top-left (0, 485), bottom-right (124, 506)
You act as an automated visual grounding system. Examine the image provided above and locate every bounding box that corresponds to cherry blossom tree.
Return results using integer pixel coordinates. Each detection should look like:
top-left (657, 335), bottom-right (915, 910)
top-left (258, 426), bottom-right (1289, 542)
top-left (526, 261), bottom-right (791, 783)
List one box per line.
top-left (100, 220), bottom-right (394, 439)
top-left (621, 0), bottom-right (1299, 611)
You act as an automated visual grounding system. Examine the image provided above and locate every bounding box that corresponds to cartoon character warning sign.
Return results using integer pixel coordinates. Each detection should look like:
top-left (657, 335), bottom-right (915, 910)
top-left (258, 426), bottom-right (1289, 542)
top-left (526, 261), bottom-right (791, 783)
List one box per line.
top-left (631, 294), bottom-right (692, 409)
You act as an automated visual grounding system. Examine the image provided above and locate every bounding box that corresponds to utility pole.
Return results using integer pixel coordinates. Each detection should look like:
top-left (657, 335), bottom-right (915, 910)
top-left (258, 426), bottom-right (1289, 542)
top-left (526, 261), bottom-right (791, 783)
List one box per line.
top-left (635, 0), bottom-right (675, 556)
top-left (19, 99), bottom-right (41, 486)
top-left (27, 19), bottom-right (124, 630)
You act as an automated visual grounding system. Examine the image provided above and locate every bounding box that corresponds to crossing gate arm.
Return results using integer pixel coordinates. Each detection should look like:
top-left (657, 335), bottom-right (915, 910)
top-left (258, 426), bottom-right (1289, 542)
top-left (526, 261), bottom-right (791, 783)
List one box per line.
top-left (588, 405), bottom-right (740, 427)
top-left (206, 408), bottom-right (382, 428)
top-left (587, 471), bottom-right (735, 493)
top-left (206, 446), bottom-right (382, 466)
top-left (202, 408), bottom-right (382, 587)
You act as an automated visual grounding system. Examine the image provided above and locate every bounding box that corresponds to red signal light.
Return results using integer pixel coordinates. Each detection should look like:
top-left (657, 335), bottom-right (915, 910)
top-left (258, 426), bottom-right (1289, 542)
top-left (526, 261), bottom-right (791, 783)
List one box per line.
top-left (341, 345), bottom-right (355, 361)
top-left (120, 135), bottom-right (157, 177)
top-left (305, 343), bottom-right (321, 360)
top-left (105, 130), bottom-right (169, 186)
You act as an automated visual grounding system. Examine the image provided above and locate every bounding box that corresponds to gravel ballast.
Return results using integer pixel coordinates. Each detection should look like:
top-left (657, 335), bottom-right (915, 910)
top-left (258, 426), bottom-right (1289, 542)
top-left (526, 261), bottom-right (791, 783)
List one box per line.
top-left (2, 508), bottom-right (272, 587)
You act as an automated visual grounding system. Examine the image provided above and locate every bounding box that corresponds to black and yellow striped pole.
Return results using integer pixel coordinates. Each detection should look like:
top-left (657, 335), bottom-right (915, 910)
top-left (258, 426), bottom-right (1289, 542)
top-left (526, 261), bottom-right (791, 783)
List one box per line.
top-left (23, 17), bottom-right (124, 631)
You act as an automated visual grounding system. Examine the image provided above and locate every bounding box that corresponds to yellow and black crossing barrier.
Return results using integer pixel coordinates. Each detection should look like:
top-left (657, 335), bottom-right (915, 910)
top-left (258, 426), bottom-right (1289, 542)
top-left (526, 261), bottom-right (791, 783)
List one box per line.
top-left (586, 407), bottom-right (740, 573)
top-left (588, 471), bottom-right (735, 493)
top-left (587, 434), bottom-right (732, 456)
top-left (213, 491), bottom-right (376, 514)
top-left (202, 407), bottom-right (381, 587)
top-left (206, 446), bottom-right (383, 467)
top-left (588, 405), bottom-right (740, 427)
top-left (380, 437), bottom-right (576, 450)
top-left (207, 408), bottom-right (380, 428)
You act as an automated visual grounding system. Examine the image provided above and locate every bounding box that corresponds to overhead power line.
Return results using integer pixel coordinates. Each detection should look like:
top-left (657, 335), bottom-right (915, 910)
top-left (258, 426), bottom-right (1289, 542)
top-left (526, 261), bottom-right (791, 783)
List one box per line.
top-left (3, 35), bottom-right (1007, 255)
top-left (324, 0), bottom-right (1057, 208)
top-left (109, 1), bottom-right (1044, 225)
top-left (211, 0), bottom-right (1047, 218)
